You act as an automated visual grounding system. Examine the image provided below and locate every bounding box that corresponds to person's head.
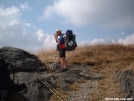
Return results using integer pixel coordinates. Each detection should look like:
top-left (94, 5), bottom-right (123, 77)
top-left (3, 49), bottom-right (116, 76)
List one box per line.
top-left (55, 29), bottom-right (62, 36)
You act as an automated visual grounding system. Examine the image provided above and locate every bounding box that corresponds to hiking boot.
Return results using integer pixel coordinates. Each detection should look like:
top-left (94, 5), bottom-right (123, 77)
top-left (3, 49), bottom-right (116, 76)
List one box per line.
top-left (63, 67), bottom-right (70, 71)
top-left (62, 69), bottom-right (67, 72)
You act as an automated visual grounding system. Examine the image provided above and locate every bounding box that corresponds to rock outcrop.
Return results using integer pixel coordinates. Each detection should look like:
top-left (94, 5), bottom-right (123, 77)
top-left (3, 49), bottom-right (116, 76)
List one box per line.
top-left (0, 47), bottom-right (101, 101)
top-left (0, 47), bottom-right (45, 72)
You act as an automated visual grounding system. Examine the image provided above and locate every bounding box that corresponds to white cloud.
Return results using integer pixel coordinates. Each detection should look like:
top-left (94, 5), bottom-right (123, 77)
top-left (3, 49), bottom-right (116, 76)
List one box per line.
top-left (8, 20), bottom-right (20, 26)
top-left (20, 2), bottom-right (32, 11)
top-left (0, 6), bottom-right (20, 16)
top-left (0, 6), bottom-right (20, 27)
top-left (79, 34), bottom-right (134, 46)
top-left (90, 39), bottom-right (104, 45)
top-left (0, 5), bottom-right (55, 53)
top-left (41, 0), bottom-right (134, 29)
top-left (118, 34), bottom-right (134, 45)
top-left (43, 35), bottom-right (56, 48)
top-left (24, 23), bottom-right (31, 27)
top-left (24, 23), bottom-right (36, 29)
top-left (36, 29), bottom-right (45, 41)
top-left (36, 29), bottom-right (56, 48)
top-left (79, 38), bottom-right (104, 46)
top-left (79, 40), bottom-right (90, 45)
top-left (111, 40), bottom-right (117, 44)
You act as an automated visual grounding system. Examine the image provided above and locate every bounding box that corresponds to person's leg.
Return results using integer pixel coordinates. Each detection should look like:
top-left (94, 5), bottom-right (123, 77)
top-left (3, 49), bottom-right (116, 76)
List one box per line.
top-left (59, 48), bottom-right (66, 70)
top-left (62, 48), bottom-right (66, 69)
top-left (60, 57), bottom-right (66, 69)
top-left (60, 57), bottom-right (64, 69)
top-left (63, 58), bottom-right (66, 68)
top-left (59, 49), bottom-right (64, 70)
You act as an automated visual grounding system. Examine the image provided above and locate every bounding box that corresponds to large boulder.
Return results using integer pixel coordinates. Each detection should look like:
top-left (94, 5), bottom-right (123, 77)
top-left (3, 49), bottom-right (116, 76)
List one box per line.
top-left (0, 47), bottom-right (45, 72)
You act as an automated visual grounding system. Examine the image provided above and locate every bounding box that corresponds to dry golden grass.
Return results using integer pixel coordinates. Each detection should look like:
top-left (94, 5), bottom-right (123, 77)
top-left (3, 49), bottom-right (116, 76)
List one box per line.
top-left (36, 44), bottom-right (134, 101)
top-left (36, 48), bottom-right (56, 64)
top-left (36, 44), bottom-right (134, 65)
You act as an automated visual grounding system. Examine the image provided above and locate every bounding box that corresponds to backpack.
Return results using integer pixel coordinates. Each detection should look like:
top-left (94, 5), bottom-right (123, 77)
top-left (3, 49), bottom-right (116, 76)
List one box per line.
top-left (65, 30), bottom-right (77, 51)
top-left (0, 57), bottom-right (27, 100)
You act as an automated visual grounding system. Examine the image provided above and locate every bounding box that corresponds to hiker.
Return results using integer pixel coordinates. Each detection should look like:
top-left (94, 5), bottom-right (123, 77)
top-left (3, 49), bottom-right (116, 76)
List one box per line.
top-left (54, 29), bottom-right (67, 72)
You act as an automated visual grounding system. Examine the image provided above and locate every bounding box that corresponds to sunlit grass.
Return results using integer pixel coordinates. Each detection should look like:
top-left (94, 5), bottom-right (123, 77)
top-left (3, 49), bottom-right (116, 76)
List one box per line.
top-left (37, 43), bottom-right (134, 65)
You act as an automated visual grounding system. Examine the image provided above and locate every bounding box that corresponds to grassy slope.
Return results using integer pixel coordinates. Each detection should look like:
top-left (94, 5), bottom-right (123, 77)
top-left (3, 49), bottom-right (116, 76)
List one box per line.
top-left (36, 44), bottom-right (134, 101)
top-left (37, 44), bottom-right (134, 65)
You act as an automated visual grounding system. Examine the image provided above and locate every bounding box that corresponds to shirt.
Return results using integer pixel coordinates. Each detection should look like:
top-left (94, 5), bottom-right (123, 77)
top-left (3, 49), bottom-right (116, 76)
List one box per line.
top-left (59, 34), bottom-right (64, 43)
top-left (58, 34), bottom-right (66, 49)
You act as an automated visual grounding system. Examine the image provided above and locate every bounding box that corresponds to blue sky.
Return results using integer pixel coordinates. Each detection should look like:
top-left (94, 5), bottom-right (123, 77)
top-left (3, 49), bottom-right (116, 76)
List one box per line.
top-left (0, 0), bottom-right (134, 52)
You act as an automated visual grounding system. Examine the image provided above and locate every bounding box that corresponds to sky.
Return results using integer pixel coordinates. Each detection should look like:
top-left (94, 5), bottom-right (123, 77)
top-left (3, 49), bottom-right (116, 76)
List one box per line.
top-left (0, 0), bottom-right (134, 53)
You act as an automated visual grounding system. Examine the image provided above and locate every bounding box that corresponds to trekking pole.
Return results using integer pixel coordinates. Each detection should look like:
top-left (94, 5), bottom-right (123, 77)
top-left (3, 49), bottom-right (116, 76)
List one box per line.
top-left (37, 77), bottom-right (62, 101)
top-left (54, 51), bottom-right (57, 70)
top-left (37, 77), bottom-right (67, 101)
top-left (52, 51), bottom-right (57, 71)
top-left (44, 80), bottom-right (67, 101)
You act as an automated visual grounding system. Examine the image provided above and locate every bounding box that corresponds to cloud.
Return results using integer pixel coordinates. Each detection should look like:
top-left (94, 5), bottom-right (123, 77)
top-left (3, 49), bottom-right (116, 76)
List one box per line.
top-left (79, 34), bottom-right (134, 46)
top-left (0, 6), bottom-right (20, 27)
top-left (20, 2), bottom-right (32, 11)
top-left (121, 32), bottom-right (125, 35)
top-left (36, 29), bottom-right (45, 41)
top-left (79, 38), bottom-right (104, 46)
top-left (0, 5), bottom-right (56, 53)
top-left (90, 39), bottom-right (104, 45)
top-left (111, 40), bottom-right (115, 43)
top-left (8, 20), bottom-right (20, 26)
top-left (118, 34), bottom-right (134, 45)
top-left (79, 40), bottom-right (90, 45)
top-left (36, 29), bottom-right (56, 47)
top-left (24, 23), bottom-right (36, 29)
top-left (24, 23), bottom-right (31, 27)
top-left (43, 34), bottom-right (56, 48)
top-left (41, 0), bottom-right (134, 29)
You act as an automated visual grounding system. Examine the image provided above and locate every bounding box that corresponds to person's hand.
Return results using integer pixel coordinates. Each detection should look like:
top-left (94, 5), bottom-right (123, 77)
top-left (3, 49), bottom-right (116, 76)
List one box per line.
top-left (54, 33), bottom-right (57, 37)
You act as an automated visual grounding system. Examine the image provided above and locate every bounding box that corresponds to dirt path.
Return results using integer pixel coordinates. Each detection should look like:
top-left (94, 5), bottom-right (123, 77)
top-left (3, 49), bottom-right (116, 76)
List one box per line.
top-left (67, 79), bottom-right (99, 101)
top-left (33, 63), bottom-right (106, 101)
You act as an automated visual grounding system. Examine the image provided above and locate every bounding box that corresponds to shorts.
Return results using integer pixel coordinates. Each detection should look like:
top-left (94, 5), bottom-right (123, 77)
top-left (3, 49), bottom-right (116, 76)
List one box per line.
top-left (59, 48), bottom-right (66, 58)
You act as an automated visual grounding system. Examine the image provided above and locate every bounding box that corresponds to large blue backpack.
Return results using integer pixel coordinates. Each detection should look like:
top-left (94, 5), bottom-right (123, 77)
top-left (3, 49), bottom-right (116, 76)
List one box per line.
top-left (66, 30), bottom-right (77, 51)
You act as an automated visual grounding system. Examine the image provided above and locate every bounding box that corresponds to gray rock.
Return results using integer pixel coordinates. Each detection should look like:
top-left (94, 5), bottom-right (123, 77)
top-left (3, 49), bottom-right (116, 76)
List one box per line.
top-left (15, 72), bottom-right (53, 101)
top-left (118, 70), bottom-right (134, 99)
top-left (18, 72), bottom-right (39, 101)
top-left (0, 47), bottom-right (45, 72)
top-left (7, 63), bottom-right (93, 101)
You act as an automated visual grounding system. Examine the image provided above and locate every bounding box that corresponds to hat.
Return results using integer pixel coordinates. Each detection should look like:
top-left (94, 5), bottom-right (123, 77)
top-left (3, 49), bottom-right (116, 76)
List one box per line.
top-left (56, 29), bottom-right (62, 33)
